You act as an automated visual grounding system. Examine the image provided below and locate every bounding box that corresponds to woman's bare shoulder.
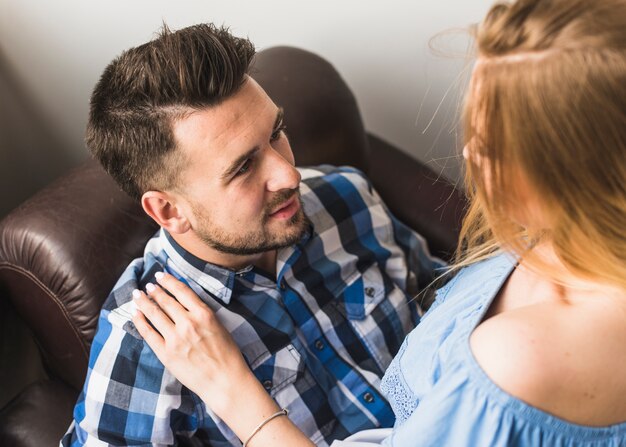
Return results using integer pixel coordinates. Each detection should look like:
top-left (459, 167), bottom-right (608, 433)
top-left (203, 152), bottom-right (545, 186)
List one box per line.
top-left (470, 300), bottom-right (626, 426)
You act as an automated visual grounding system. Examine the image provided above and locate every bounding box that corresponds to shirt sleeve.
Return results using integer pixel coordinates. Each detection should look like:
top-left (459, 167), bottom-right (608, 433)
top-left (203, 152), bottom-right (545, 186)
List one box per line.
top-left (60, 308), bottom-right (201, 446)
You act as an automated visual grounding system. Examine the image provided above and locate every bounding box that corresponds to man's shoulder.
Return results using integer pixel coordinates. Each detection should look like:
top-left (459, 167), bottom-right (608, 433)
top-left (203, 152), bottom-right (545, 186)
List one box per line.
top-left (299, 165), bottom-right (372, 191)
top-left (101, 230), bottom-right (165, 306)
top-left (298, 165), bottom-right (377, 211)
top-left (100, 240), bottom-right (169, 339)
top-left (297, 165), bottom-right (399, 250)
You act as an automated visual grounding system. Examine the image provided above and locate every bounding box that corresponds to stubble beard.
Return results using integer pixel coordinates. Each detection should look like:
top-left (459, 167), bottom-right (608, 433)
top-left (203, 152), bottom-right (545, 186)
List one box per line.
top-left (192, 190), bottom-right (309, 256)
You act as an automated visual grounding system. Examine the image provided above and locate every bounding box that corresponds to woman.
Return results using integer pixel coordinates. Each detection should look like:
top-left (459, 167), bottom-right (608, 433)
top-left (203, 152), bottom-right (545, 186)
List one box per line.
top-left (132, 0), bottom-right (626, 445)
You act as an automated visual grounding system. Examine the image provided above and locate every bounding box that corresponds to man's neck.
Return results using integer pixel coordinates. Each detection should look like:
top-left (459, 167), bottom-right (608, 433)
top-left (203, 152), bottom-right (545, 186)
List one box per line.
top-left (170, 231), bottom-right (278, 278)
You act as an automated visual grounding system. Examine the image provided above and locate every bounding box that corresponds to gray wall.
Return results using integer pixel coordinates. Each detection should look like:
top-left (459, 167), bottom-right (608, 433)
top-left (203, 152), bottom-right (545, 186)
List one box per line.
top-left (0, 0), bottom-right (493, 218)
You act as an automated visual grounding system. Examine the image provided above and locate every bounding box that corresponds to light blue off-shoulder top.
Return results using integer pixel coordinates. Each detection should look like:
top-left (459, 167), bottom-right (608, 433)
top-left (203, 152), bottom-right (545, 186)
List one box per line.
top-left (376, 253), bottom-right (626, 447)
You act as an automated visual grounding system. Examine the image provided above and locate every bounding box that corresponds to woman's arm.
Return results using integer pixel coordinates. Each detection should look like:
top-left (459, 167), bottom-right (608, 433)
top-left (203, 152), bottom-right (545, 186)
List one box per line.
top-left (131, 272), bottom-right (314, 447)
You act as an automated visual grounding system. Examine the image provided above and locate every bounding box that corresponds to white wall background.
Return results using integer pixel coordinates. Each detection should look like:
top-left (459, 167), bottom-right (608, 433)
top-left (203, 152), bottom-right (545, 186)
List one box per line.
top-left (0, 0), bottom-right (494, 217)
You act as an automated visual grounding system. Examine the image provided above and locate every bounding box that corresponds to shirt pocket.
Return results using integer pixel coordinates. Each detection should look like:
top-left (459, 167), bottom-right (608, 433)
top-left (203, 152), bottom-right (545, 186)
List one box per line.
top-left (337, 264), bottom-right (387, 319)
top-left (249, 344), bottom-right (306, 397)
top-left (247, 345), bottom-right (327, 446)
top-left (334, 263), bottom-right (414, 371)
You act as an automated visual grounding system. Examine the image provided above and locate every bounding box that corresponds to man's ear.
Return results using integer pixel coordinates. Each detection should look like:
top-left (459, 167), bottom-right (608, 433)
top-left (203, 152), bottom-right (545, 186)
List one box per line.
top-left (141, 191), bottom-right (191, 234)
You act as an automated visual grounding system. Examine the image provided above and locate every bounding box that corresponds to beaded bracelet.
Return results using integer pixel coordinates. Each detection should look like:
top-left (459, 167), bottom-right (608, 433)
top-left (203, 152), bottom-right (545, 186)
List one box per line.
top-left (242, 408), bottom-right (289, 447)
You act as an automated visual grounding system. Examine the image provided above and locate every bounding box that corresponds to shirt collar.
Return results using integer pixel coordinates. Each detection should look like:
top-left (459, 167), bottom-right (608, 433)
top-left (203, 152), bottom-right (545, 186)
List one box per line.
top-left (157, 222), bottom-right (313, 306)
top-left (159, 230), bottom-right (236, 305)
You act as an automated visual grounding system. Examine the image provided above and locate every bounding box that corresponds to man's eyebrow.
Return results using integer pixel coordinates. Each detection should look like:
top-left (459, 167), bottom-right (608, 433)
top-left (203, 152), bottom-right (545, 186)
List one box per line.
top-left (220, 108), bottom-right (284, 181)
top-left (221, 146), bottom-right (260, 181)
top-left (274, 107), bottom-right (284, 129)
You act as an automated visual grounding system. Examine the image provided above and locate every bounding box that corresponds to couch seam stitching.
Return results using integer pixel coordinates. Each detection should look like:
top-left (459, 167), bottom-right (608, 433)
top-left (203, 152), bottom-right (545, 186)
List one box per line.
top-left (0, 262), bottom-right (89, 360)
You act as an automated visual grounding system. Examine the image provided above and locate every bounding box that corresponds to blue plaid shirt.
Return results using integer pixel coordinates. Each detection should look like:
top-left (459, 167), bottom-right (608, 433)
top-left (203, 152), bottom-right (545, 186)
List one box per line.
top-left (61, 166), bottom-right (443, 447)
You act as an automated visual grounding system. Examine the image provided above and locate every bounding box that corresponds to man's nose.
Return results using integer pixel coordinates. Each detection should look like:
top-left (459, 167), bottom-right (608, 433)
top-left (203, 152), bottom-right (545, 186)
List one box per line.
top-left (266, 149), bottom-right (301, 192)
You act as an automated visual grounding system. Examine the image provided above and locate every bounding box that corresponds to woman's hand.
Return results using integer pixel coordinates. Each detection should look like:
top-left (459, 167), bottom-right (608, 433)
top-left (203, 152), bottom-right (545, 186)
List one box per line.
top-left (131, 272), bottom-right (253, 415)
top-left (132, 272), bottom-right (314, 447)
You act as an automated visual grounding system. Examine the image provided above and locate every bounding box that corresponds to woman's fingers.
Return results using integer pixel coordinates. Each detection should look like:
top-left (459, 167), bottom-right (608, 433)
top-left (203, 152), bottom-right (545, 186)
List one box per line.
top-left (132, 305), bottom-right (165, 355)
top-left (145, 282), bottom-right (187, 322)
top-left (154, 272), bottom-right (207, 313)
top-left (130, 278), bottom-right (258, 418)
top-left (132, 289), bottom-right (175, 337)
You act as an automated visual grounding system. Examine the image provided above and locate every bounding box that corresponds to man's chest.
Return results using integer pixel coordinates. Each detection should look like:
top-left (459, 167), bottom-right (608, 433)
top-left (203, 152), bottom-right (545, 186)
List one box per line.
top-left (223, 258), bottom-right (414, 374)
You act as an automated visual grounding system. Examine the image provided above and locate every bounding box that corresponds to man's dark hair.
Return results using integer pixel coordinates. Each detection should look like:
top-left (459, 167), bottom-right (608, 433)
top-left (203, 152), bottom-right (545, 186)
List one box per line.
top-left (86, 23), bottom-right (256, 200)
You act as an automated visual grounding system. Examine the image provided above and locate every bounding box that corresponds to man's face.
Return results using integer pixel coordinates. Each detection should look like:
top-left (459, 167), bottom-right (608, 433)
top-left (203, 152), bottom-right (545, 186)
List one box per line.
top-left (171, 77), bottom-right (307, 256)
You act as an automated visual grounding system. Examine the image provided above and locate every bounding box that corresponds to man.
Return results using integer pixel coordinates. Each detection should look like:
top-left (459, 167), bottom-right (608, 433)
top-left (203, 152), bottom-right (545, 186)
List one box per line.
top-left (62, 24), bottom-right (442, 447)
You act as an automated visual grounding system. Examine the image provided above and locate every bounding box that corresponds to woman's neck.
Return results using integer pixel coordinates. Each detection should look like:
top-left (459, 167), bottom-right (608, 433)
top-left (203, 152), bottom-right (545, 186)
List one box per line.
top-left (524, 242), bottom-right (624, 301)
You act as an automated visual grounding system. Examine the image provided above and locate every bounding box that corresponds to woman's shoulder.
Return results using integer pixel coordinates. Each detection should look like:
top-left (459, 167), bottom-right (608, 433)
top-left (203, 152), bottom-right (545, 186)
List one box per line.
top-left (470, 298), bottom-right (626, 427)
top-left (431, 253), bottom-right (516, 305)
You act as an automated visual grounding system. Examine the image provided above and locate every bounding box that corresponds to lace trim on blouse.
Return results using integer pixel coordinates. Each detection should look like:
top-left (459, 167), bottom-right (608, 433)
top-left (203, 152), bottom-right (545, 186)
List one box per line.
top-left (380, 340), bottom-right (417, 426)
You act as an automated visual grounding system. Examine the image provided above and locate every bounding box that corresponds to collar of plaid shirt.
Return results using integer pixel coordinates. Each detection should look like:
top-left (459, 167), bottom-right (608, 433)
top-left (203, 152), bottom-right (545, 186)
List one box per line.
top-left (156, 225), bottom-right (313, 306)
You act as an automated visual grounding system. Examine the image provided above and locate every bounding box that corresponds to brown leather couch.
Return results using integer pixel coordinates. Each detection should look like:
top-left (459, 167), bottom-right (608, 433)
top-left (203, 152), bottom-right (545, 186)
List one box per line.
top-left (0, 46), bottom-right (466, 447)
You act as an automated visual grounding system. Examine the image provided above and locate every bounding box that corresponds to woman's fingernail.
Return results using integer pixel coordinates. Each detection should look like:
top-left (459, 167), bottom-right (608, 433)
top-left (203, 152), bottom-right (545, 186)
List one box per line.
top-left (132, 289), bottom-right (141, 300)
top-left (155, 272), bottom-right (164, 281)
top-left (146, 283), bottom-right (156, 293)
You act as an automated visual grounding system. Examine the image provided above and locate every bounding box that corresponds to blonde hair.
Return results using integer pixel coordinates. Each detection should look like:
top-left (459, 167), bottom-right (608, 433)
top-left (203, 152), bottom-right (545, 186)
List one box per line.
top-left (456, 0), bottom-right (626, 290)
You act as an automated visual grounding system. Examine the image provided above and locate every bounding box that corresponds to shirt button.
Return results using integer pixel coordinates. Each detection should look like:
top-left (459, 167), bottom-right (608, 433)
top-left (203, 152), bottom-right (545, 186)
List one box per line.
top-left (364, 287), bottom-right (376, 298)
top-left (314, 339), bottom-right (325, 350)
top-left (363, 392), bottom-right (374, 403)
top-left (280, 279), bottom-right (286, 290)
top-left (262, 380), bottom-right (273, 390)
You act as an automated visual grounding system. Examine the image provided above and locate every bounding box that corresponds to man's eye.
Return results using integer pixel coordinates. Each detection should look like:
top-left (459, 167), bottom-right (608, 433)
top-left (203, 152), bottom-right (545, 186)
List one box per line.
top-left (236, 159), bottom-right (252, 176)
top-left (271, 125), bottom-right (287, 142)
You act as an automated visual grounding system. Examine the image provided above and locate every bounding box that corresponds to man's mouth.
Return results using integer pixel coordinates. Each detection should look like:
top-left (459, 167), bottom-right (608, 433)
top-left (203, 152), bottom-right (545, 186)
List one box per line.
top-left (269, 195), bottom-right (300, 220)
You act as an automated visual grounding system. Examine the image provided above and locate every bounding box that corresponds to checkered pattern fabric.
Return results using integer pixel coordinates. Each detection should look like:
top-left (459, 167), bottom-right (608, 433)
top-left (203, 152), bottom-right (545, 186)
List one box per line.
top-left (61, 166), bottom-right (443, 447)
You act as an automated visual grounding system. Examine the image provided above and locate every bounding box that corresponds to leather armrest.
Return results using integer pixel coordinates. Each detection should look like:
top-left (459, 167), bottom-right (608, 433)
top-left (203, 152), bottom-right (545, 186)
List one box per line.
top-left (0, 159), bottom-right (158, 389)
top-left (0, 379), bottom-right (76, 447)
top-left (0, 298), bottom-right (47, 408)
